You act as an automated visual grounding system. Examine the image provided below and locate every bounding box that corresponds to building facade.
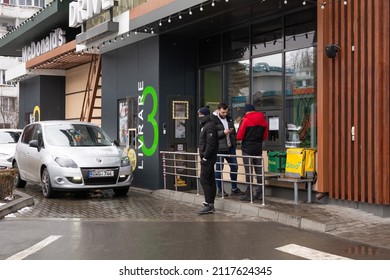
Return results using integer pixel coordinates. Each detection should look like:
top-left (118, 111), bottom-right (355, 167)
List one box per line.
top-left (0, 0), bottom-right (47, 127)
top-left (0, 0), bottom-right (388, 216)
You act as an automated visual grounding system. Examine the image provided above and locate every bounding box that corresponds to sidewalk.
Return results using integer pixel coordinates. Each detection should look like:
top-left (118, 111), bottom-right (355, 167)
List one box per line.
top-left (0, 190), bottom-right (34, 220)
top-left (153, 189), bottom-right (390, 250)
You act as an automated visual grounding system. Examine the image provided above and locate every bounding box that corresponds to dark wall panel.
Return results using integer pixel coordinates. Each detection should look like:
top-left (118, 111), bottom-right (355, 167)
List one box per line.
top-left (40, 76), bottom-right (65, 121)
top-left (102, 36), bottom-right (160, 189)
top-left (18, 76), bottom-right (65, 128)
top-left (19, 77), bottom-right (40, 128)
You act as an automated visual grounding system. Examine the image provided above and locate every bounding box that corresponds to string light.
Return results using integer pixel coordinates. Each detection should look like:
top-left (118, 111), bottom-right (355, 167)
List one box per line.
top-left (91, 0), bottom-right (348, 51)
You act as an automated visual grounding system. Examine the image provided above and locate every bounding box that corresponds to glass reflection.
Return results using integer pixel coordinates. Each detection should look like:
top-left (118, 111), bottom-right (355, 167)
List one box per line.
top-left (225, 61), bottom-right (250, 131)
top-left (285, 47), bottom-right (317, 148)
top-left (252, 54), bottom-right (283, 109)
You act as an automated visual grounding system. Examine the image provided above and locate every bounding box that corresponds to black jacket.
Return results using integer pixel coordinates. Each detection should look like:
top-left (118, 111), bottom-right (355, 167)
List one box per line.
top-left (212, 113), bottom-right (237, 152)
top-left (199, 116), bottom-right (219, 161)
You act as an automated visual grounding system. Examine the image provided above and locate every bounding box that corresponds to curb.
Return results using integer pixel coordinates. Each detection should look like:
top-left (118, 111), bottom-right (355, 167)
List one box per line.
top-left (0, 190), bottom-right (34, 220)
top-left (152, 189), bottom-right (335, 233)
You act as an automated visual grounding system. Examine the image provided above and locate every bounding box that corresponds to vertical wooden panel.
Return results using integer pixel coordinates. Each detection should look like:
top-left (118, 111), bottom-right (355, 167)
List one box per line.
top-left (334, 1), bottom-right (341, 199)
top-left (358, 0), bottom-right (367, 202)
top-left (383, 0), bottom-right (390, 204)
top-left (316, 2), bottom-right (331, 195)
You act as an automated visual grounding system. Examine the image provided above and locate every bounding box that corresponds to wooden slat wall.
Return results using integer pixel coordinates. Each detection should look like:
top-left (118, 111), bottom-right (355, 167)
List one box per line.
top-left (318, 0), bottom-right (389, 205)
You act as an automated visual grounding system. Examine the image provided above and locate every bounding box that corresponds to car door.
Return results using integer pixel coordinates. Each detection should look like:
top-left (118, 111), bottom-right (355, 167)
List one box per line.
top-left (25, 124), bottom-right (44, 183)
top-left (16, 124), bottom-right (35, 180)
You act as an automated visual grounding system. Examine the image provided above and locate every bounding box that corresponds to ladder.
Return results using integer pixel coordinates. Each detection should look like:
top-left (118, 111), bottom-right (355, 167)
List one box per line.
top-left (80, 54), bottom-right (102, 122)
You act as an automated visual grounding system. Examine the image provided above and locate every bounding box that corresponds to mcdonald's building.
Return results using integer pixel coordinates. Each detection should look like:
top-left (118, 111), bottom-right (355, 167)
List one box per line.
top-left (0, 0), bottom-right (388, 216)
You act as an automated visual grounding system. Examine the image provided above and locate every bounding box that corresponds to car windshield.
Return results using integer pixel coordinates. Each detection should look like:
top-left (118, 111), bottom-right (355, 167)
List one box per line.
top-left (0, 131), bottom-right (20, 144)
top-left (45, 124), bottom-right (113, 147)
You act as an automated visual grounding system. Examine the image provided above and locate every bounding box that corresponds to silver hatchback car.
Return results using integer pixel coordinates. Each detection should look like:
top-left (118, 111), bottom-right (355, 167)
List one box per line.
top-left (13, 121), bottom-right (133, 198)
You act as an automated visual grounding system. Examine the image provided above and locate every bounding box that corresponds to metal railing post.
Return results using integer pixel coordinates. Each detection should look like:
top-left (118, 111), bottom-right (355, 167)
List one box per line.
top-left (173, 153), bottom-right (177, 192)
top-left (196, 154), bottom-right (200, 195)
top-left (162, 152), bottom-right (167, 189)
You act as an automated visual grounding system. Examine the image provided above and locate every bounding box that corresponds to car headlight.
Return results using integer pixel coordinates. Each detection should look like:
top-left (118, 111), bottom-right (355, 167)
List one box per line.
top-left (55, 157), bottom-right (78, 168)
top-left (121, 156), bottom-right (130, 167)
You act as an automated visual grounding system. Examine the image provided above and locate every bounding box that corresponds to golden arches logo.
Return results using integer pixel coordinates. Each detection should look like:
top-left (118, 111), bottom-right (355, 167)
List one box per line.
top-left (32, 106), bottom-right (40, 122)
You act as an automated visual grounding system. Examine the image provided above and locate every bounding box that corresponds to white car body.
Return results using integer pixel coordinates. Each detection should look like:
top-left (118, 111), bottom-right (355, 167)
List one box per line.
top-left (0, 129), bottom-right (22, 169)
top-left (13, 121), bottom-right (132, 197)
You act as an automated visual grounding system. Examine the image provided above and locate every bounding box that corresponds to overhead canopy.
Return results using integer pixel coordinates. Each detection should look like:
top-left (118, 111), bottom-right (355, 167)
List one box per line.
top-left (0, 0), bottom-right (73, 57)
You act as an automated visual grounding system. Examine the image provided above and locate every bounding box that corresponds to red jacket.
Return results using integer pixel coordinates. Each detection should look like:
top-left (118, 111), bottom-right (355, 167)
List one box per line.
top-left (236, 111), bottom-right (269, 155)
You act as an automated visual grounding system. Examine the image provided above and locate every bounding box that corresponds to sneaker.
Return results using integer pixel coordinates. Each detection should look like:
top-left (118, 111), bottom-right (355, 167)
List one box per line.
top-left (217, 191), bottom-right (229, 197)
top-left (197, 203), bottom-right (215, 215)
top-left (231, 188), bottom-right (244, 195)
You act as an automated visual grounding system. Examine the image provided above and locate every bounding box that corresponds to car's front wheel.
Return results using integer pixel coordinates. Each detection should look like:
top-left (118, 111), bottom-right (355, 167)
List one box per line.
top-left (113, 187), bottom-right (129, 196)
top-left (42, 168), bottom-right (55, 198)
top-left (13, 162), bottom-right (26, 188)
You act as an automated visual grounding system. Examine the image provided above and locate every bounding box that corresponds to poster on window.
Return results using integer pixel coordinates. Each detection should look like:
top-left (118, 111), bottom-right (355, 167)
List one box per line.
top-left (118, 99), bottom-right (128, 145)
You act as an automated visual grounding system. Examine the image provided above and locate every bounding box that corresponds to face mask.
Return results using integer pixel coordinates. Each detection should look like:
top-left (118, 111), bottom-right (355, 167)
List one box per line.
top-left (198, 116), bottom-right (206, 125)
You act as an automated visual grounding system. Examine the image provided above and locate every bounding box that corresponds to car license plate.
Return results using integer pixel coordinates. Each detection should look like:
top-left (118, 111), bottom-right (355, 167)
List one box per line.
top-left (88, 170), bottom-right (114, 178)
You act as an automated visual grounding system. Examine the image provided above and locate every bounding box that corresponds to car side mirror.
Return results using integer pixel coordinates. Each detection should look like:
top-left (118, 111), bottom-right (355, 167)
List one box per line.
top-left (113, 140), bottom-right (120, 146)
top-left (29, 140), bottom-right (41, 151)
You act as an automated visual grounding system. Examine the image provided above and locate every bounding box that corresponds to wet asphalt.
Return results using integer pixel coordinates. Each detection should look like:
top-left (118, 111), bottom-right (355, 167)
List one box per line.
top-left (1, 184), bottom-right (390, 260)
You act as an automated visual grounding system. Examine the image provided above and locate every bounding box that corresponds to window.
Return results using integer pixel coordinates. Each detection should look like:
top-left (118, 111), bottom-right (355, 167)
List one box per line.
top-left (285, 47), bottom-right (317, 148)
top-left (0, 97), bottom-right (16, 112)
top-left (225, 60), bottom-right (250, 129)
top-left (21, 124), bottom-right (35, 144)
top-left (285, 9), bottom-right (316, 50)
top-left (223, 27), bottom-right (250, 61)
top-left (252, 53), bottom-right (283, 110)
top-left (252, 18), bottom-right (283, 56)
top-left (201, 66), bottom-right (222, 112)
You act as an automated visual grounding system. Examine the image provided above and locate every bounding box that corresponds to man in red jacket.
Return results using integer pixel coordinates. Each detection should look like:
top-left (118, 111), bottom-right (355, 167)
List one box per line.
top-left (236, 104), bottom-right (269, 201)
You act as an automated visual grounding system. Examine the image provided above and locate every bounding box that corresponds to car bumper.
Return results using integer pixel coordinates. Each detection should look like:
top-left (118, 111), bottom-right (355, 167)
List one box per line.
top-left (48, 165), bottom-right (133, 191)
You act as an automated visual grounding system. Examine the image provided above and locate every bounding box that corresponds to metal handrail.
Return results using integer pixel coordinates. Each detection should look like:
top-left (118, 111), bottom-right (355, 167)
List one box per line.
top-left (160, 151), bottom-right (265, 205)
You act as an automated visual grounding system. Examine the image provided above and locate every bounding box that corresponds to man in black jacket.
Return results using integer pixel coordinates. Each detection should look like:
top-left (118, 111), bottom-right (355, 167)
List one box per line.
top-left (212, 102), bottom-right (244, 196)
top-left (197, 106), bottom-right (219, 214)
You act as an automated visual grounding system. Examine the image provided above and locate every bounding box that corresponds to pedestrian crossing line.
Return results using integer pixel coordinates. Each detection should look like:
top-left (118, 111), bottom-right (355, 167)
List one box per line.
top-left (275, 244), bottom-right (351, 260)
top-left (6, 235), bottom-right (62, 260)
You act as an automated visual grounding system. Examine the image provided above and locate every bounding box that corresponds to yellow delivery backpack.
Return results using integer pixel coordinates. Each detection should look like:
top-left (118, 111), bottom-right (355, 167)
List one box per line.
top-left (285, 148), bottom-right (316, 178)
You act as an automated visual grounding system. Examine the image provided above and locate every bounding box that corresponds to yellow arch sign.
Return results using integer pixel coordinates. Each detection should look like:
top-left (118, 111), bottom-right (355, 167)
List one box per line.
top-left (32, 106), bottom-right (40, 122)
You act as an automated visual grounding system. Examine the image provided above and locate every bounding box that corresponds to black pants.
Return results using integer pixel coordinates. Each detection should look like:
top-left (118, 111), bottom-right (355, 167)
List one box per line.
top-left (242, 152), bottom-right (263, 194)
top-left (200, 158), bottom-right (217, 204)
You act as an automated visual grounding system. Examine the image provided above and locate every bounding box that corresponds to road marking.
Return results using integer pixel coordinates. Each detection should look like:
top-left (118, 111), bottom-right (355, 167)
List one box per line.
top-left (276, 244), bottom-right (351, 260)
top-left (6, 235), bottom-right (62, 260)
